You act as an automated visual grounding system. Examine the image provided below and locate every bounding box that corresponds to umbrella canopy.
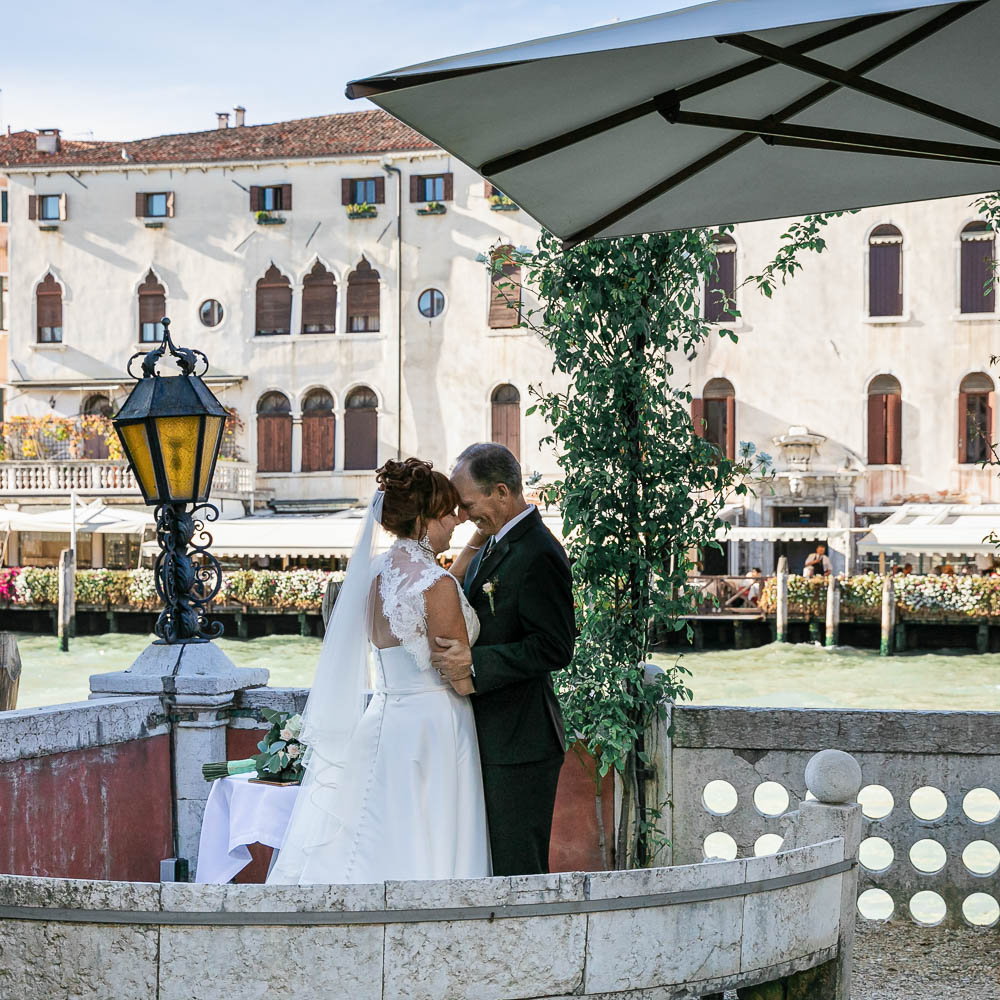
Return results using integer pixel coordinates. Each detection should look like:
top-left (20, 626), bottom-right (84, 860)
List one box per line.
top-left (348, 0), bottom-right (1000, 245)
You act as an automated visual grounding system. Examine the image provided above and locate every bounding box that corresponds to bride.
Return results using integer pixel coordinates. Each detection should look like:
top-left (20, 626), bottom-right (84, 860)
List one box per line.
top-left (267, 458), bottom-right (491, 884)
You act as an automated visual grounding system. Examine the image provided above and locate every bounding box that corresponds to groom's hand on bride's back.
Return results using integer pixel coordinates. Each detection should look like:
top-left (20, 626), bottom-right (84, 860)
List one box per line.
top-left (432, 636), bottom-right (474, 684)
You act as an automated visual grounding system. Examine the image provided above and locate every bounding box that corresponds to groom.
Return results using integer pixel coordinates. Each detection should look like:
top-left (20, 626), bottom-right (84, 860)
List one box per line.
top-left (432, 442), bottom-right (574, 876)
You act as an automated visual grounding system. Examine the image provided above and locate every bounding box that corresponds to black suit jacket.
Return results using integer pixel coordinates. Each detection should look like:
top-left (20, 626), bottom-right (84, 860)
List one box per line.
top-left (464, 508), bottom-right (574, 765)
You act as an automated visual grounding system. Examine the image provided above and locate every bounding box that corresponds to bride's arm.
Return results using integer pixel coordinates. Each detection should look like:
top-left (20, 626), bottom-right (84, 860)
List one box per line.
top-left (425, 578), bottom-right (474, 696)
top-left (448, 527), bottom-right (490, 584)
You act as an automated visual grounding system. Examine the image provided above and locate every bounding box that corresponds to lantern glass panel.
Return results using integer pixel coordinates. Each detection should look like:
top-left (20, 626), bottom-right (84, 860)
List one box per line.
top-left (197, 415), bottom-right (224, 499)
top-left (119, 422), bottom-right (158, 499)
top-left (154, 415), bottom-right (201, 501)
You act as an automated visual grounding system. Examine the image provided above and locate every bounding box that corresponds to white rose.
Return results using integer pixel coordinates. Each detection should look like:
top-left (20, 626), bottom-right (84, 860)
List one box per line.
top-left (287, 744), bottom-right (301, 758)
top-left (279, 727), bottom-right (293, 742)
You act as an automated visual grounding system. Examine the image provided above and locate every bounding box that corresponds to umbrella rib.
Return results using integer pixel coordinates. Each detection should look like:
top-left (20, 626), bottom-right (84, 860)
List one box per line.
top-left (480, 10), bottom-right (906, 177)
top-left (667, 110), bottom-right (1000, 166)
top-left (562, 0), bottom-right (986, 247)
top-left (718, 22), bottom-right (1000, 145)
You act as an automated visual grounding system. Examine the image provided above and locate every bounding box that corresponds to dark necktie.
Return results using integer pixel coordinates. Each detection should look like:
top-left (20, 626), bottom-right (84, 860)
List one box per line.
top-left (482, 535), bottom-right (496, 562)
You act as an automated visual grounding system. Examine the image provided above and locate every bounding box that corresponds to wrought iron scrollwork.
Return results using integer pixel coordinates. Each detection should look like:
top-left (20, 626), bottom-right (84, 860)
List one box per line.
top-left (127, 316), bottom-right (210, 381)
top-left (152, 501), bottom-right (224, 644)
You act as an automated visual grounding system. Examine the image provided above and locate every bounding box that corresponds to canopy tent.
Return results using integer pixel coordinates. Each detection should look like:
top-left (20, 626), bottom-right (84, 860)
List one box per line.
top-left (0, 501), bottom-right (153, 535)
top-left (857, 504), bottom-right (1000, 555)
top-left (348, 0), bottom-right (1000, 245)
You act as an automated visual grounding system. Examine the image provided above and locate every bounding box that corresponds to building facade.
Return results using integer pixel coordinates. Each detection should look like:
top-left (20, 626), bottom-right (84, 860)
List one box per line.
top-left (1, 111), bottom-right (562, 518)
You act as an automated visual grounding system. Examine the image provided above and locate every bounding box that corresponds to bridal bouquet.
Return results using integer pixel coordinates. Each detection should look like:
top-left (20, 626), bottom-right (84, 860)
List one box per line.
top-left (202, 708), bottom-right (307, 785)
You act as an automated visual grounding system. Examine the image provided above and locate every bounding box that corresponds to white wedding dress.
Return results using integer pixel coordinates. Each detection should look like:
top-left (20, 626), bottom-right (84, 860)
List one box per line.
top-left (267, 534), bottom-right (491, 885)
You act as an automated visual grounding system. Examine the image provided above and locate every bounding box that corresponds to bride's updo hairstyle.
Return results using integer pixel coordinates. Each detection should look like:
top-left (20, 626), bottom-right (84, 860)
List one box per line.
top-left (376, 458), bottom-right (461, 538)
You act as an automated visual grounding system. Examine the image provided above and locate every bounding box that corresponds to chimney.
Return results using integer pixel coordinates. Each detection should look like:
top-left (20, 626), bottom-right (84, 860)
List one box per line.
top-left (234, 106), bottom-right (246, 127)
top-left (35, 128), bottom-right (61, 154)
top-left (216, 112), bottom-right (230, 130)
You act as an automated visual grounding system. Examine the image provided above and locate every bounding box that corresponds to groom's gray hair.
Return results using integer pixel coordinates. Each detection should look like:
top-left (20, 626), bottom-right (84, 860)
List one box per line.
top-left (455, 443), bottom-right (523, 495)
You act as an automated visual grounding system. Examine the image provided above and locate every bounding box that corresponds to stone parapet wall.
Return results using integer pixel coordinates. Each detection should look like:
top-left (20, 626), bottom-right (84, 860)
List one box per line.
top-left (668, 705), bottom-right (1000, 929)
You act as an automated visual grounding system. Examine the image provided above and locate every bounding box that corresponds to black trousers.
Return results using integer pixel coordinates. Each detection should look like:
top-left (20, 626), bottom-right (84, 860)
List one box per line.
top-left (481, 756), bottom-right (565, 876)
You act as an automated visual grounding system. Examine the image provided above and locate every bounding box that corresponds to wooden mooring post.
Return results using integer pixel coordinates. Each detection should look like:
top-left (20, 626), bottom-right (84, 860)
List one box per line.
top-left (825, 572), bottom-right (840, 648)
top-left (0, 632), bottom-right (21, 711)
top-left (880, 572), bottom-right (895, 657)
top-left (775, 556), bottom-right (789, 643)
top-left (57, 547), bottom-right (76, 652)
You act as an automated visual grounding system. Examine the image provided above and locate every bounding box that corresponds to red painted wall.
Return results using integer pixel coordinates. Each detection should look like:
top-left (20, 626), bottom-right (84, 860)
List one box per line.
top-left (0, 735), bottom-right (172, 881)
top-left (226, 727), bottom-right (614, 879)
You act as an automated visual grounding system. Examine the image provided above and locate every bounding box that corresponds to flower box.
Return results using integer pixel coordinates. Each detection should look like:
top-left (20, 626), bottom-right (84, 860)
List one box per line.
top-left (346, 203), bottom-right (377, 219)
top-left (489, 195), bottom-right (519, 212)
top-left (144, 222), bottom-right (164, 229)
top-left (255, 212), bottom-right (285, 225)
top-left (417, 202), bottom-right (446, 216)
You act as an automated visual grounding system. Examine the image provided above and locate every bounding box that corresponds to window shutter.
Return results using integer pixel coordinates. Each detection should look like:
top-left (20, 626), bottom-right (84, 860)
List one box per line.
top-left (867, 394), bottom-right (887, 465)
top-left (725, 396), bottom-right (736, 461)
top-left (166, 192), bottom-right (175, 218)
top-left (139, 290), bottom-right (165, 325)
top-left (257, 414), bottom-right (292, 472)
top-left (249, 186), bottom-right (262, 212)
top-left (484, 180), bottom-right (493, 197)
top-left (374, 177), bottom-right (385, 204)
top-left (442, 173), bottom-right (454, 201)
top-left (705, 250), bottom-right (736, 323)
top-left (136, 193), bottom-right (145, 218)
top-left (958, 392), bottom-right (968, 463)
top-left (344, 408), bottom-right (378, 469)
top-left (491, 400), bottom-right (520, 461)
top-left (869, 243), bottom-right (902, 316)
top-left (256, 270), bottom-right (292, 334)
top-left (342, 179), bottom-right (352, 205)
top-left (27, 195), bottom-right (37, 221)
top-left (961, 237), bottom-right (995, 314)
top-left (302, 270), bottom-right (337, 332)
top-left (489, 262), bottom-right (521, 328)
top-left (37, 288), bottom-right (62, 329)
top-left (58, 193), bottom-right (67, 220)
top-left (302, 413), bottom-right (335, 471)
top-left (988, 392), bottom-right (996, 457)
top-left (280, 184), bottom-right (292, 210)
top-left (409, 175), bottom-right (420, 202)
top-left (691, 398), bottom-right (706, 438)
top-left (886, 392), bottom-right (902, 464)
top-left (347, 273), bottom-right (380, 329)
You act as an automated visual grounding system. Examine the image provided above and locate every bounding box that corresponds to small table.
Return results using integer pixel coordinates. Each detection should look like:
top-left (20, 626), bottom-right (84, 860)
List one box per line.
top-left (195, 773), bottom-right (299, 884)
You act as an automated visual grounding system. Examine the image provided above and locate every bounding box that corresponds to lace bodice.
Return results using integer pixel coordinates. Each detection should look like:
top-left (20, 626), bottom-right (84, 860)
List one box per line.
top-left (375, 538), bottom-right (480, 672)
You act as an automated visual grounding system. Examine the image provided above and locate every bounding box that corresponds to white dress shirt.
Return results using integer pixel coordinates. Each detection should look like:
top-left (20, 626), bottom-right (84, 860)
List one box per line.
top-left (493, 504), bottom-right (536, 544)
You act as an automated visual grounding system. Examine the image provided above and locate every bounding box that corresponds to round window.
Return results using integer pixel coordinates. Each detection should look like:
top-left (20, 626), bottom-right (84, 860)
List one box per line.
top-left (418, 288), bottom-right (445, 318)
top-left (199, 299), bottom-right (224, 327)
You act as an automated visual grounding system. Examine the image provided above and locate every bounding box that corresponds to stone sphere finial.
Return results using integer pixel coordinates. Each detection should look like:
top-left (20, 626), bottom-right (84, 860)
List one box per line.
top-left (804, 749), bottom-right (863, 804)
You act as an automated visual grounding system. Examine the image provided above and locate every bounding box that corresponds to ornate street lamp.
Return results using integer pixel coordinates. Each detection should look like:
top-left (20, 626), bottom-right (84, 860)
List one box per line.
top-left (113, 317), bottom-right (227, 644)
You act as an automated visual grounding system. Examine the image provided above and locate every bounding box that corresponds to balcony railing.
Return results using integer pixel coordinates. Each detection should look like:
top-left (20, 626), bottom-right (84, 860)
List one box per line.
top-left (0, 460), bottom-right (254, 499)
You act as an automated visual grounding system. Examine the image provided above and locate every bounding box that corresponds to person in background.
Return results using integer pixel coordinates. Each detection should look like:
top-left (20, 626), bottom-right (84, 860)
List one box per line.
top-left (903, 563), bottom-right (914, 575)
top-left (803, 544), bottom-right (832, 577)
top-left (746, 567), bottom-right (763, 605)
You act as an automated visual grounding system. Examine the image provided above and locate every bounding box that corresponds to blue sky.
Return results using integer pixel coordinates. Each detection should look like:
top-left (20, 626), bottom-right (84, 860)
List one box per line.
top-left (1, 0), bottom-right (699, 141)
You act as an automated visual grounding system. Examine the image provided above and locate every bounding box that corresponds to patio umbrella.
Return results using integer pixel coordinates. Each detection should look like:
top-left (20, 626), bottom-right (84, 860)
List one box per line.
top-left (347, 0), bottom-right (1000, 246)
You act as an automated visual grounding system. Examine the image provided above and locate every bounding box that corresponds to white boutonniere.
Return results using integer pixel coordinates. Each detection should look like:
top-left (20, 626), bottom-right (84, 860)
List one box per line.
top-left (482, 578), bottom-right (497, 614)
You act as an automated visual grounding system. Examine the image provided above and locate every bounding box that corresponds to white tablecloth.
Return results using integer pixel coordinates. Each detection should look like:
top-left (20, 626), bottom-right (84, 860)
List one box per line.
top-left (195, 773), bottom-right (299, 884)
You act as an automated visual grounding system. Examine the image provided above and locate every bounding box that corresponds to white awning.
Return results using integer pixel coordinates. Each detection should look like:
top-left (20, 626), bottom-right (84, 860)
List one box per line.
top-left (0, 501), bottom-right (153, 535)
top-left (857, 504), bottom-right (1000, 556)
top-left (718, 526), bottom-right (851, 543)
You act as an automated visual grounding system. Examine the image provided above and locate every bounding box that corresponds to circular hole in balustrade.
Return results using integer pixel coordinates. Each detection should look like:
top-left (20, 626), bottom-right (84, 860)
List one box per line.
top-left (702, 779), bottom-right (738, 816)
top-left (909, 890), bottom-right (947, 926)
top-left (858, 784), bottom-right (893, 820)
top-left (753, 781), bottom-right (790, 818)
top-left (962, 840), bottom-right (1000, 877)
top-left (703, 831), bottom-right (738, 861)
top-left (909, 838), bottom-right (947, 874)
top-left (753, 833), bottom-right (784, 857)
top-left (859, 837), bottom-right (894, 873)
top-left (909, 786), bottom-right (947, 822)
top-left (963, 788), bottom-right (1000, 825)
top-left (962, 892), bottom-right (1000, 927)
top-left (857, 888), bottom-right (894, 921)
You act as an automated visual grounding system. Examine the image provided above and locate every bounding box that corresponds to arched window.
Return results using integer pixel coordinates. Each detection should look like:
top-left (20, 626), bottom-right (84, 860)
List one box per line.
top-left (301, 261), bottom-right (337, 334)
top-left (256, 391), bottom-right (292, 472)
top-left (693, 378), bottom-right (735, 460)
top-left (868, 224), bottom-right (903, 317)
top-left (704, 234), bottom-right (737, 323)
top-left (489, 247), bottom-right (521, 329)
top-left (346, 259), bottom-right (380, 333)
top-left (36, 273), bottom-right (63, 343)
top-left (960, 221), bottom-right (995, 314)
top-left (958, 372), bottom-right (995, 464)
top-left (255, 263), bottom-right (292, 336)
top-left (867, 375), bottom-right (902, 465)
top-left (491, 384), bottom-right (520, 461)
top-left (344, 387), bottom-right (378, 470)
top-left (301, 388), bottom-right (335, 472)
top-left (81, 394), bottom-right (113, 459)
top-left (138, 270), bottom-right (166, 342)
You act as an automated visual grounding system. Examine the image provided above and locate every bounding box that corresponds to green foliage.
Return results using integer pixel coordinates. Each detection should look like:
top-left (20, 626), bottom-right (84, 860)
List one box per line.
top-left (973, 191), bottom-right (1000, 297)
